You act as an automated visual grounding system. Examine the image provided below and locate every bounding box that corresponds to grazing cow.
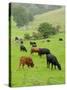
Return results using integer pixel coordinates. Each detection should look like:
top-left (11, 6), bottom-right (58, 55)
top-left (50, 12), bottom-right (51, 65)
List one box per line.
top-left (19, 56), bottom-right (34, 68)
top-left (59, 38), bottom-right (63, 41)
top-left (38, 48), bottom-right (50, 56)
top-left (20, 45), bottom-right (27, 52)
top-left (46, 54), bottom-right (61, 70)
top-left (47, 40), bottom-right (50, 42)
top-left (20, 40), bottom-right (23, 44)
top-left (31, 47), bottom-right (50, 56)
top-left (31, 47), bottom-right (39, 54)
top-left (15, 36), bottom-right (19, 41)
top-left (30, 41), bottom-right (36, 45)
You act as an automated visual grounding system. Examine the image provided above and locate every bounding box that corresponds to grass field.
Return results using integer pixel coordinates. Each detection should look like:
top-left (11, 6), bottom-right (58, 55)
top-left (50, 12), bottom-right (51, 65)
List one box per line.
top-left (10, 8), bottom-right (65, 87)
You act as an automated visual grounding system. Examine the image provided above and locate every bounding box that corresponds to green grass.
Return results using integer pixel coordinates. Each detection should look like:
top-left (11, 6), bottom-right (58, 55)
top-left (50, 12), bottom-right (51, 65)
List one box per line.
top-left (11, 33), bottom-right (65, 87)
top-left (10, 8), bottom-right (65, 87)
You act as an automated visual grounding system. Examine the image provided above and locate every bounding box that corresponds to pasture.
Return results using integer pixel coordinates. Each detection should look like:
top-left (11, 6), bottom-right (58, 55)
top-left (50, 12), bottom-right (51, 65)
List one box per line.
top-left (10, 8), bottom-right (65, 87)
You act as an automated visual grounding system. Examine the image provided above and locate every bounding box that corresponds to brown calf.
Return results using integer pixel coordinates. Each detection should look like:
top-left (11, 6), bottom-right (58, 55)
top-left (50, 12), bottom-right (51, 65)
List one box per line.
top-left (19, 56), bottom-right (34, 68)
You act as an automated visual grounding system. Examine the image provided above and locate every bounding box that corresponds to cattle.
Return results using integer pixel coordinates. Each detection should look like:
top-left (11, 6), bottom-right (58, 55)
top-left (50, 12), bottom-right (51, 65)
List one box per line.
top-left (46, 40), bottom-right (50, 42)
top-left (31, 47), bottom-right (50, 56)
top-left (38, 48), bottom-right (50, 56)
top-left (59, 38), bottom-right (63, 41)
top-left (19, 56), bottom-right (34, 68)
top-left (46, 54), bottom-right (61, 70)
top-left (20, 40), bottom-right (23, 44)
top-left (15, 36), bottom-right (19, 41)
top-left (30, 41), bottom-right (36, 45)
top-left (20, 45), bottom-right (27, 52)
top-left (31, 47), bottom-right (39, 54)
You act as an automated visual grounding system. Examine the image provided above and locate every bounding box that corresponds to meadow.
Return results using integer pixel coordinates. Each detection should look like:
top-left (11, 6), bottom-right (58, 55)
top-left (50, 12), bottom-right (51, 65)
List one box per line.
top-left (10, 8), bottom-right (65, 87)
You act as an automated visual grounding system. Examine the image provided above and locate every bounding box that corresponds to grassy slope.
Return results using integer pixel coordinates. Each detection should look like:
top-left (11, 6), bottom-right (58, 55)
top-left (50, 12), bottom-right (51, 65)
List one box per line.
top-left (11, 8), bottom-right (65, 38)
top-left (10, 8), bottom-right (65, 87)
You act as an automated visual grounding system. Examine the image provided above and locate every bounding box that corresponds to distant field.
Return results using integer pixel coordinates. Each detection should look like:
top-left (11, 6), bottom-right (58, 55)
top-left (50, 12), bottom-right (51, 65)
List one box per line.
top-left (10, 8), bottom-right (65, 87)
top-left (11, 8), bottom-right (65, 39)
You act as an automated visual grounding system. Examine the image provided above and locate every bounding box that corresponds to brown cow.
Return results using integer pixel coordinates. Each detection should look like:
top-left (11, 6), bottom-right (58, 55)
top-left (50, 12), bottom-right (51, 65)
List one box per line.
top-left (19, 56), bottom-right (34, 68)
top-left (31, 47), bottom-right (39, 54)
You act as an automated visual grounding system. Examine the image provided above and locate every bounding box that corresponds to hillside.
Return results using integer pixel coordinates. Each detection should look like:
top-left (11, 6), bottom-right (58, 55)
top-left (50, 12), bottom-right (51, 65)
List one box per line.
top-left (11, 8), bottom-right (65, 38)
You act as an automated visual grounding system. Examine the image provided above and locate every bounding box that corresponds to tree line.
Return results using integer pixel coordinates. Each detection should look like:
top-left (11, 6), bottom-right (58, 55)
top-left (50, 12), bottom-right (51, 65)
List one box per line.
top-left (11, 3), bottom-right (61, 28)
top-left (24, 22), bottom-right (60, 40)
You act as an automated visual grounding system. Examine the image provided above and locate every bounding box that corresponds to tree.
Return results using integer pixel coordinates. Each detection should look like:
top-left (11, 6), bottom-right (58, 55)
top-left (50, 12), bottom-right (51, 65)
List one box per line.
top-left (38, 22), bottom-right (57, 38)
top-left (12, 5), bottom-right (33, 27)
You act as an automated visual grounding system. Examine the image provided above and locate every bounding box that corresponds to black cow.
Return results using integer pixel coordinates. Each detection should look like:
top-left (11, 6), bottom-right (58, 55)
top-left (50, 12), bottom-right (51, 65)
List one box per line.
top-left (38, 48), bottom-right (50, 56)
top-left (20, 40), bottom-right (23, 44)
top-left (20, 45), bottom-right (27, 52)
top-left (59, 38), bottom-right (63, 41)
top-left (15, 37), bottom-right (19, 41)
top-left (46, 54), bottom-right (61, 70)
top-left (47, 40), bottom-right (50, 42)
top-left (30, 41), bottom-right (36, 45)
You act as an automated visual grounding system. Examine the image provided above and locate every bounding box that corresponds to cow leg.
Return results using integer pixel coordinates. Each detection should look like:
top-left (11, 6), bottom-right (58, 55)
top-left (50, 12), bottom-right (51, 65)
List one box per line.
top-left (48, 62), bottom-right (50, 68)
top-left (20, 48), bottom-right (22, 51)
top-left (54, 65), bottom-right (56, 69)
top-left (51, 64), bottom-right (53, 70)
top-left (38, 53), bottom-right (41, 57)
top-left (47, 60), bottom-right (50, 68)
top-left (47, 61), bottom-right (49, 68)
top-left (38, 52), bottom-right (39, 55)
top-left (27, 65), bottom-right (30, 68)
top-left (39, 55), bottom-right (42, 57)
top-left (19, 62), bottom-right (22, 69)
top-left (31, 50), bottom-right (33, 54)
top-left (22, 64), bottom-right (24, 69)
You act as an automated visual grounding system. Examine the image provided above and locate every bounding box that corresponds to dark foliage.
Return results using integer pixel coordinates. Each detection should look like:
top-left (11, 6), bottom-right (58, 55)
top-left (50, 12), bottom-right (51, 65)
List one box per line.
top-left (38, 22), bottom-right (59, 38)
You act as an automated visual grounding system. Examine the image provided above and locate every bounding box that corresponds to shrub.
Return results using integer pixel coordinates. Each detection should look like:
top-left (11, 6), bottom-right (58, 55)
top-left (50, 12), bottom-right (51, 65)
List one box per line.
top-left (24, 33), bottom-right (31, 40)
top-left (38, 22), bottom-right (58, 38)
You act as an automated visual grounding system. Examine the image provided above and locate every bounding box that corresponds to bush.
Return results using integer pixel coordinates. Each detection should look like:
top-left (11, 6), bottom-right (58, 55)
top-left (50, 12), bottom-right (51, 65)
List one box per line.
top-left (38, 22), bottom-right (58, 38)
top-left (32, 32), bottom-right (43, 40)
top-left (24, 33), bottom-right (31, 40)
